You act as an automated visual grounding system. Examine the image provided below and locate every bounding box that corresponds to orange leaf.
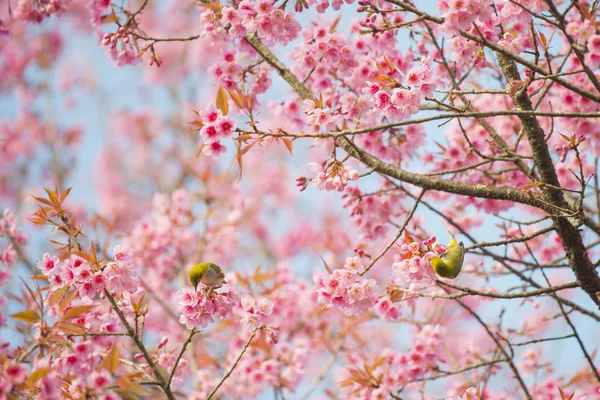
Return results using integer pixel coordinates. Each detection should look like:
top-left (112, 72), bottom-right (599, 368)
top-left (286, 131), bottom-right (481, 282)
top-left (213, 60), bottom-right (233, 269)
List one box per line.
top-left (63, 305), bottom-right (96, 320)
top-left (11, 310), bottom-right (41, 323)
top-left (91, 241), bottom-right (97, 263)
top-left (240, 142), bottom-right (256, 156)
top-left (330, 14), bottom-right (341, 33)
top-left (320, 255), bottom-right (333, 274)
top-left (32, 196), bottom-right (54, 206)
top-left (282, 138), bottom-right (293, 155)
top-left (60, 187), bottom-right (72, 204)
top-left (102, 9), bottom-right (118, 24)
top-left (216, 85), bottom-right (229, 116)
top-left (74, 251), bottom-right (95, 263)
top-left (104, 345), bottom-right (120, 374)
top-left (226, 87), bottom-right (244, 110)
top-left (27, 368), bottom-right (52, 384)
top-left (198, 2), bottom-right (222, 12)
top-left (56, 321), bottom-right (86, 334)
top-left (59, 289), bottom-right (78, 313)
top-left (404, 230), bottom-right (414, 244)
top-left (49, 286), bottom-right (70, 307)
top-left (235, 134), bottom-right (254, 141)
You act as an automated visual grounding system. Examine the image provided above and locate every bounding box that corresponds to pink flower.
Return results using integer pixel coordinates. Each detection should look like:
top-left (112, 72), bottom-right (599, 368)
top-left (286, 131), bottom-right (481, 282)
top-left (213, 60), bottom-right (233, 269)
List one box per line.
top-left (373, 90), bottom-right (391, 109)
top-left (201, 104), bottom-right (221, 124)
top-left (37, 253), bottom-right (60, 275)
top-left (176, 288), bottom-right (238, 329)
top-left (113, 245), bottom-right (131, 263)
top-left (313, 268), bottom-right (378, 316)
top-left (216, 117), bottom-right (236, 138)
top-left (241, 295), bottom-right (255, 310)
top-left (87, 371), bottom-right (111, 391)
top-left (200, 124), bottom-right (219, 140)
top-left (588, 34), bottom-right (600, 55)
top-left (257, 298), bottom-right (273, 315)
top-left (4, 362), bottom-right (26, 384)
top-left (203, 140), bottom-right (227, 158)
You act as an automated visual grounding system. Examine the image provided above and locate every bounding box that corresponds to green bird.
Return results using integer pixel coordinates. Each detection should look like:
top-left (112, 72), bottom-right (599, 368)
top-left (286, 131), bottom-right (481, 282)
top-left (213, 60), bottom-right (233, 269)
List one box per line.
top-left (188, 262), bottom-right (226, 291)
top-left (429, 231), bottom-right (465, 279)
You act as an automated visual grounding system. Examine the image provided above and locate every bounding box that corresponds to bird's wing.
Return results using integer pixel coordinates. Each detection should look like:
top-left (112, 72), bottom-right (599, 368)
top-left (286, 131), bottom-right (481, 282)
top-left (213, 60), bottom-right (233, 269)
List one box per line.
top-left (201, 266), bottom-right (224, 286)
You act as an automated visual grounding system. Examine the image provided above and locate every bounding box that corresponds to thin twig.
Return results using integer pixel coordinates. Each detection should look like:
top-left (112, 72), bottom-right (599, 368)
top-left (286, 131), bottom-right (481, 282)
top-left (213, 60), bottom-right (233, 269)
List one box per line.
top-left (206, 329), bottom-right (258, 400)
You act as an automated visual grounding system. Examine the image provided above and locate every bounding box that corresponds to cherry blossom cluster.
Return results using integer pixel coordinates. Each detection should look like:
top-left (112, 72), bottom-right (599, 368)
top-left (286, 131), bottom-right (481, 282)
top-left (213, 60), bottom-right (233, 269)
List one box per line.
top-left (99, 27), bottom-right (140, 67)
top-left (290, 24), bottom-right (358, 91)
top-left (176, 286), bottom-right (239, 329)
top-left (13, 0), bottom-right (70, 23)
top-left (34, 341), bottom-right (122, 399)
top-left (392, 235), bottom-right (444, 289)
top-left (342, 187), bottom-right (403, 240)
top-left (313, 260), bottom-right (378, 316)
top-left (125, 189), bottom-right (199, 287)
top-left (362, 58), bottom-right (435, 122)
top-left (240, 295), bottom-right (274, 329)
top-left (208, 51), bottom-right (244, 91)
top-left (0, 268), bottom-right (9, 327)
top-left (156, 337), bottom-right (189, 390)
top-left (0, 209), bottom-right (27, 329)
top-left (38, 246), bottom-right (140, 299)
top-left (498, 31), bottom-right (526, 55)
top-left (302, 98), bottom-right (347, 129)
top-left (88, 0), bottom-right (111, 28)
top-left (0, 209), bottom-right (28, 267)
top-left (337, 324), bottom-right (446, 397)
top-left (445, 387), bottom-right (481, 400)
top-left (200, 0), bottom-right (301, 46)
top-left (300, 160), bottom-right (358, 192)
top-left (372, 295), bottom-right (401, 321)
top-left (437, 0), bottom-right (494, 33)
top-left (0, 361), bottom-right (28, 399)
top-left (194, 104), bottom-right (237, 158)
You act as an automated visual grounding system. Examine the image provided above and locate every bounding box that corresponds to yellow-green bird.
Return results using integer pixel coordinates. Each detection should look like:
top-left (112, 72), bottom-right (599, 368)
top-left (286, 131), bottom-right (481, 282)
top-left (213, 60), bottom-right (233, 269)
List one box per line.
top-left (429, 231), bottom-right (465, 279)
top-left (188, 262), bottom-right (226, 291)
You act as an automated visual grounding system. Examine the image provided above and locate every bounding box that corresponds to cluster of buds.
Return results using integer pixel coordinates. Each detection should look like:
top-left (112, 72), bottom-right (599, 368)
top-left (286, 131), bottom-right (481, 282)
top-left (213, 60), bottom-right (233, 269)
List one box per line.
top-left (310, 160), bottom-right (359, 192)
top-left (555, 133), bottom-right (586, 163)
top-left (101, 27), bottom-right (129, 49)
top-left (296, 160), bottom-right (358, 192)
top-left (357, 0), bottom-right (373, 13)
top-left (148, 52), bottom-right (163, 67)
top-left (294, 0), bottom-right (309, 12)
top-left (295, 176), bottom-right (309, 192)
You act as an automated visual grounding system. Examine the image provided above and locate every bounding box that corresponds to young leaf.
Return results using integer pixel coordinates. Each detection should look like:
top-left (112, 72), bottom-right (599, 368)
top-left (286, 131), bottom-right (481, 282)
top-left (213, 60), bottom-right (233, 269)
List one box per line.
top-left (11, 310), bottom-right (41, 323)
top-left (104, 345), bottom-right (120, 374)
top-left (282, 138), bottom-right (293, 155)
top-left (216, 85), bottom-right (229, 116)
top-left (48, 286), bottom-right (70, 307)
top-left (56, 321), bottom-right (87, 334)
top-left (320, 255), bottom-right (333, 274)
top-left (26, 368), bottom-right (52, 384)
top-left (63, 305), bottom-right (96, 320)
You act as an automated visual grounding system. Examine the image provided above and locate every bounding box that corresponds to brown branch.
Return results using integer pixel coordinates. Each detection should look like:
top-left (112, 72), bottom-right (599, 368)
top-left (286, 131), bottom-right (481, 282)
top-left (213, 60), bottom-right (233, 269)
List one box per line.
top-left (496, 49), bottom-right (600, 307)
top-left (386, 0), bottom-right (600, 104)
top-left (104, 289), bottom-right (175, 400)
top-left (436, 280), bottom-right (579, 299)
top-left (248, 110), bottom-right (600, 139)
top-left (206, 329), bottom-right (257, 400)
top-left (464, 226), bottom-right (554, 250)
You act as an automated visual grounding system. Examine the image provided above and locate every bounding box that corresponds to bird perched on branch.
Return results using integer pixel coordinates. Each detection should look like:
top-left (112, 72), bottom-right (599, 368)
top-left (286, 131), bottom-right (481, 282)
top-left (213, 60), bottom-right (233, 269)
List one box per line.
top-left (430, 231), bottom-right (464, 279)
top-left (188, 262), bottom-right (226, 291)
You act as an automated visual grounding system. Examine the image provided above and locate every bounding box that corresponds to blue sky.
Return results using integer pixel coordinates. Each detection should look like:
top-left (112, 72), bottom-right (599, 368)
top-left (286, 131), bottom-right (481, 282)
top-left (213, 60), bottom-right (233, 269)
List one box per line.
top-left (1, 1), bottom-right (599, 397)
